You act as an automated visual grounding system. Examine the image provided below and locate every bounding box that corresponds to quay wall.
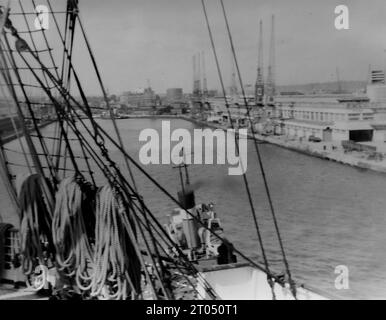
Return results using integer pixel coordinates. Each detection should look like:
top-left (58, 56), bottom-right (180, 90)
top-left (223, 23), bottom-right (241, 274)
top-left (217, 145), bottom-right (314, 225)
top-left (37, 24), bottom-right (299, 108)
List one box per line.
top-left (178, 116), bottom-right (386, 174)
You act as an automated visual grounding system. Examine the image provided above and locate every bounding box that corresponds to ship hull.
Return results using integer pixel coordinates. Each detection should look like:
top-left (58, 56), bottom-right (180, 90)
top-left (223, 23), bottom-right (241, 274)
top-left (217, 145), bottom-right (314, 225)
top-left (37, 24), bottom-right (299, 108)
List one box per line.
top-left (196, 262), bottom-right (328, 300)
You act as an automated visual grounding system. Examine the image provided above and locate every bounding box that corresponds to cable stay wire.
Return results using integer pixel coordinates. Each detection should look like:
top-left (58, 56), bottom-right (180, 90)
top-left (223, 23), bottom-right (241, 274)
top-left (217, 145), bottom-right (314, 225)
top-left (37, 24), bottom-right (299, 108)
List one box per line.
top-left (0, 0), bottom-right (300, 299)
top-left (200, 0), bottom-right (277, 299)
top-left (76, 10), bottom-right (138, 193)
top-left (219, 0), bottom-right (296, 298)
top-left (4, 16), bottom-right (218, 297)
top-left (20, 40), bottom-right (290, 288)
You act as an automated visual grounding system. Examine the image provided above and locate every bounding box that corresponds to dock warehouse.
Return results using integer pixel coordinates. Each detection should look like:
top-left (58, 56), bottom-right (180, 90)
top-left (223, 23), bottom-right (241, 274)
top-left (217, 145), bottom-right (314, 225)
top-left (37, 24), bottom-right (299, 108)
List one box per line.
top-left (275, 96), bottom-right (386, 142)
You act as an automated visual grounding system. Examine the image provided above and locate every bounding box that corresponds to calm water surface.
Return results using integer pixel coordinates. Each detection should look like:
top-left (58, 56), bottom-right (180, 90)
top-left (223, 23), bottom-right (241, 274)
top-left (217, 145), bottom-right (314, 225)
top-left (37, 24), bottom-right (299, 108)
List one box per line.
top-left (1, 118), bottom-right (386, 299)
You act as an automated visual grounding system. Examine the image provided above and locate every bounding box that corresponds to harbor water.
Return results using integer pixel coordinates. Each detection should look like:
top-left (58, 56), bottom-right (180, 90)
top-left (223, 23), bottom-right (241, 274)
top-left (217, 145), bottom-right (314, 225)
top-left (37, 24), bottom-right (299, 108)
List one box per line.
top-left (2, 118), bottom-right (386, 299)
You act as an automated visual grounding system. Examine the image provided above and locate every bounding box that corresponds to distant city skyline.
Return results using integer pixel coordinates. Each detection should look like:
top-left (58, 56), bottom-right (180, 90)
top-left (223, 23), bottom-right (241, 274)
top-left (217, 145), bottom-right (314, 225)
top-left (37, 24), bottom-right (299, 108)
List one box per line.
top-left (67, 0), bottom-right (386, 95)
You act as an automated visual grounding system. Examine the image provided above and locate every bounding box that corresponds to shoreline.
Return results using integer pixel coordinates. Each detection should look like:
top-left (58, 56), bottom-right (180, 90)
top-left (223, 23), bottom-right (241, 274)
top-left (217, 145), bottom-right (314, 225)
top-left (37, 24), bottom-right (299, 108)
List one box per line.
top-left (7, 115), bottom-right (386, 174)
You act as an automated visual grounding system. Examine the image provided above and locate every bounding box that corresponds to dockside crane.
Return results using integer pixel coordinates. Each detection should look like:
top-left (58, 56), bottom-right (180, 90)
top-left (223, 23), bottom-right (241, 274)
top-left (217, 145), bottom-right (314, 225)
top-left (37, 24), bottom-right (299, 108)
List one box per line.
top-left (192, 53), bottom-right (202, 98)
top-left (266, 14), bottom-right (276, 106)
top-left (255, 19), bottom-right (264, 107)
top-left (202, 51), bottom-right (208, 99)
top-left (230, 55), bottom-right (238, 97)
top-left (336, 67), bottom-right (342, 94)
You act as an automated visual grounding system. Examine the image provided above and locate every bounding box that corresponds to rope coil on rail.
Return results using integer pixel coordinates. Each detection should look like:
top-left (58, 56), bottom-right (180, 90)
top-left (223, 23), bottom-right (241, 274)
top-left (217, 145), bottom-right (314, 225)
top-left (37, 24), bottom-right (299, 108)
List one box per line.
top-left (16, 174), bottom-right (53, 275)
top-left (51, 176), bottom-right (94, 284)
top-left (89, 184), bottom-right (141, 300)
top-left (16, 174), bottom-right (144, 299)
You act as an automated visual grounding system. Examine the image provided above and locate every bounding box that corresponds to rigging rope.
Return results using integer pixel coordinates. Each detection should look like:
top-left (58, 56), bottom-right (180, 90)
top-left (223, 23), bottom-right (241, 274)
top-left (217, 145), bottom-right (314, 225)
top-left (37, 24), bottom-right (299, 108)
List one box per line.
top-left (76, 12), bottom-right (138, 192)
top-left (32, 55), bottom-right (288, 287)
top-left (0, 73), bottom-right (32, 173)
top-left (1, 34), bottom-right (58, 186)
top-left (2, 5), bottom-right (288, 300)
top-left (200, 0), bottom-right (276, 299)
top-left (219, 0), bottom-right (296, 299)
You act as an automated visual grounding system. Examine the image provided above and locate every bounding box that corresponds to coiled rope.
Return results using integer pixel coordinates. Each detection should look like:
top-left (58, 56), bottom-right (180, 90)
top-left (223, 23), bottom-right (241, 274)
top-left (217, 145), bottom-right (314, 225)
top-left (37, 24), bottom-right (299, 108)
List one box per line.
top-left (16, 173), bottom-right (53, 276)
top-left (89, 185), bottom-right (141, 300)
top-left (51, 176), bottom-right (94, 287)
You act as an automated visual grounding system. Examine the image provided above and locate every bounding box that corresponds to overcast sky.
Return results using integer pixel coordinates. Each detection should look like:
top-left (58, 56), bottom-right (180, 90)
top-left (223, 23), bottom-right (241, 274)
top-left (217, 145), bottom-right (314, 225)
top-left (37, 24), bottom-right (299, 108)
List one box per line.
top-left (6, 0), bottom-right (386, 95)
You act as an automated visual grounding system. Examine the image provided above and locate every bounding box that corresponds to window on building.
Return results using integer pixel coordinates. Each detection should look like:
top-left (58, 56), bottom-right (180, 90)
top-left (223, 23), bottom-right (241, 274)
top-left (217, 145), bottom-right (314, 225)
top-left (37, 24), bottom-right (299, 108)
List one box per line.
top-left (348, 113), bottom-right (360, 121)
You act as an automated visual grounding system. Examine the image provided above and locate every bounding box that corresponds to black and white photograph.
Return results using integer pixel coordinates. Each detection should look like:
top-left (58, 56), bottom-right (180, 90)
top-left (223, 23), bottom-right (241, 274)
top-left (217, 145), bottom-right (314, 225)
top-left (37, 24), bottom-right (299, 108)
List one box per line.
top-left (0, 0), bottom-right (385, 307)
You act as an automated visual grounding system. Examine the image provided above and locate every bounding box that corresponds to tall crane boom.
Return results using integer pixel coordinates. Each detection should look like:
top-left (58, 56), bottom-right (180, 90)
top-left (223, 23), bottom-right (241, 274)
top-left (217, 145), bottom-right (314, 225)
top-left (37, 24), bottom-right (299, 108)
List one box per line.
top-left (266, 14), bottom-right (276, 106)
top-left (336, 67), bottom-right (342, 94)
top-left (202, 51), bottom-right (208, 98)
top-left (192, 53), bottom-right (202, 97)
top-left (255, 19), bottom-right (264, 107)
top-left (230, 54), bottom-right (237, 97)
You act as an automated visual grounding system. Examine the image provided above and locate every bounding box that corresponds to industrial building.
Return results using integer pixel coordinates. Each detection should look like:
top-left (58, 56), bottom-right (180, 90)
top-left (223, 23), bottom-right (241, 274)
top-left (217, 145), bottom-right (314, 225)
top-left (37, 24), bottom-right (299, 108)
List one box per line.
top-left (166, 88), bottom-right (183, 103)
top-left (366, 69), bottom-right (386, 103)
top-left (119, 87), bottom-right (158, 108)
top-left (266, 67), bottom-right (386, 143)
top-left (271, 95), bottom-right (386, 143)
